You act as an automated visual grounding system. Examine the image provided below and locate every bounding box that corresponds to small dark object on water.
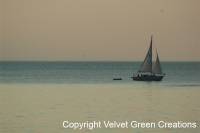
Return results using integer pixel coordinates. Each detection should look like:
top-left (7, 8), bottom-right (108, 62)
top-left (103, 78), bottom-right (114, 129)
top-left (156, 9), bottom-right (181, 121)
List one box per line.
top-left (113, 78), bottom-right (122, 80)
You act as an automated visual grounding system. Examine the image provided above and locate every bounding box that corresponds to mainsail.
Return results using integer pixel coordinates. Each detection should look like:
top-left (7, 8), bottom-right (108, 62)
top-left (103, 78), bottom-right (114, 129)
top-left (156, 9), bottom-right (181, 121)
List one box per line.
top-left (152, 52), bottom-right (162, 74)
top-left (138, 36), bottom-right (152, 73)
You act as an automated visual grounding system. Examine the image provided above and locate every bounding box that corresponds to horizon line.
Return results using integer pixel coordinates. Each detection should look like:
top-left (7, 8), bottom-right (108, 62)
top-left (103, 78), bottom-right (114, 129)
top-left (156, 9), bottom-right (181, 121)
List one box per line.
top-left (0, 60), bottom-right (199, 62)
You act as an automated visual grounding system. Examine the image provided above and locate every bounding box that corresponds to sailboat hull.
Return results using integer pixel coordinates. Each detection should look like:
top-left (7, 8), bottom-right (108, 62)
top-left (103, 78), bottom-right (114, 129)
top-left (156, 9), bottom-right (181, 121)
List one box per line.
top-left (132, 74), bottom-right (164, 81)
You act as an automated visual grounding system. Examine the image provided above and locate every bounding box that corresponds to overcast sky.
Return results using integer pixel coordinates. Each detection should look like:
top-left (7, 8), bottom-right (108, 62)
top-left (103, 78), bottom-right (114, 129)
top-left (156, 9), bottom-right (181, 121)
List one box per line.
top-left (0, 0), bottom-right (200, 61)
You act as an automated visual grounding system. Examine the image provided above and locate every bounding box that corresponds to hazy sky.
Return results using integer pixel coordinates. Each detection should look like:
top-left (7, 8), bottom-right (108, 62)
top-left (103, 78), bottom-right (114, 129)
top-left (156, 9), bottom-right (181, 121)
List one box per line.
top-left (0, 0), bottom-right (200, 61)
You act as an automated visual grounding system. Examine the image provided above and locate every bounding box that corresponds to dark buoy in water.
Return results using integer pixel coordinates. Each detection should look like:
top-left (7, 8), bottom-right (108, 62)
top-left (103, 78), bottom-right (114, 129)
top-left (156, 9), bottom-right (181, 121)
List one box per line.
top-left (113, 78), bottom-right (122, 80)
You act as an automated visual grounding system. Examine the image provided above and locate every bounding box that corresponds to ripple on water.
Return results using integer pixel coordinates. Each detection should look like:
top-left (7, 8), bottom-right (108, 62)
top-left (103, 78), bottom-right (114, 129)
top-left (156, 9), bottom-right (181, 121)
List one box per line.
top-left (15, 115), bottom-right (25, 119)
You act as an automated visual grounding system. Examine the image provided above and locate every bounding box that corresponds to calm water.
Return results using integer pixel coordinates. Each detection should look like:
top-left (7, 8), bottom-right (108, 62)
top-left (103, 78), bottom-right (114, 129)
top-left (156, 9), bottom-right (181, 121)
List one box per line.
top-left (0, 62), bottom-right (200, 133)
top-left (0, 61), bottom-right (200, 86)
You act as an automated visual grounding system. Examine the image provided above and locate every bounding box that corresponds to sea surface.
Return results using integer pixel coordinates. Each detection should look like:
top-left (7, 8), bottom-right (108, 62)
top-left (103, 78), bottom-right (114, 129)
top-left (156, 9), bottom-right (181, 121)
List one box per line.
top-left (0, 61), bottom-right (200, 86)
top-left (0, 62), bottom-right (200, 133)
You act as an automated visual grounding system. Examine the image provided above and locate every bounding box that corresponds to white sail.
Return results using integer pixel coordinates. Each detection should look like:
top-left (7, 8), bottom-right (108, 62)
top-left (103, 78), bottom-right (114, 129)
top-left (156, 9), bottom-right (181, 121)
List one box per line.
top-left (152, 52), bottom-right (162, 74)
top-left (138, 36), bottom-right (152, 73)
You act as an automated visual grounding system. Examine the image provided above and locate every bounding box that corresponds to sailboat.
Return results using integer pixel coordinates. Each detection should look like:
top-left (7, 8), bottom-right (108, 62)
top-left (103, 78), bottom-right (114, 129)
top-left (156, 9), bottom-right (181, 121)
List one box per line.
top-left (132, 36), bottom-right (165, 81)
